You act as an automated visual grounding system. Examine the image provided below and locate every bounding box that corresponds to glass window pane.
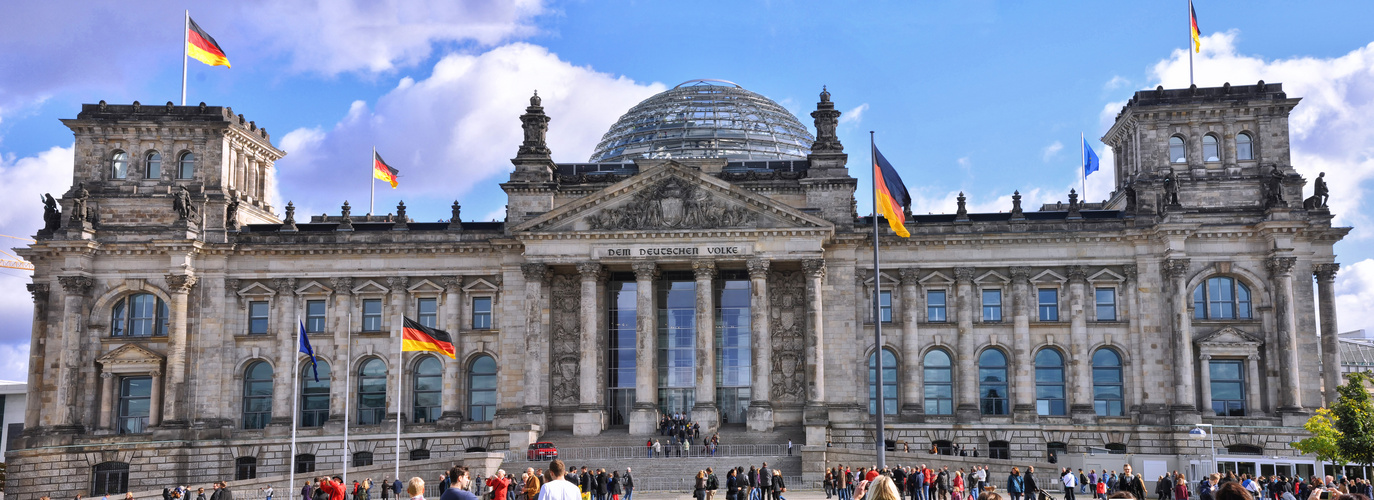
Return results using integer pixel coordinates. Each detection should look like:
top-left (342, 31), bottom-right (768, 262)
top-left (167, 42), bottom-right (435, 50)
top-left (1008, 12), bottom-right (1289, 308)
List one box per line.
top-left (1237, 133), bottom-right (1253, 160)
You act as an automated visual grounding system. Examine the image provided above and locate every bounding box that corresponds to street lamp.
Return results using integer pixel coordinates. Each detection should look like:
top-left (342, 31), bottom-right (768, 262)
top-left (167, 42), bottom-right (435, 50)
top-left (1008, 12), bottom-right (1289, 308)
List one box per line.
top-left (1190, 424), bottom-right (1217, 477)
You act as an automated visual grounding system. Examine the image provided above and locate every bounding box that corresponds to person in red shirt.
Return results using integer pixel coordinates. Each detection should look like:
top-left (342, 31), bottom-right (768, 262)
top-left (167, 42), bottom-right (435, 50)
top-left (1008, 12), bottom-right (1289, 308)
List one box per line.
top-left (488, 469), bottom-right (512, 500)
top-left (317, 476), bottom-right (345, 500)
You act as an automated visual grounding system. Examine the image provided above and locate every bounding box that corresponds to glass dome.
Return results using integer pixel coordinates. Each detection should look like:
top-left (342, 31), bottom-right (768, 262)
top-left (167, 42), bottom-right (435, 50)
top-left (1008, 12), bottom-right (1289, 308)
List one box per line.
top-left (589, 79), bottom-right (815, 163)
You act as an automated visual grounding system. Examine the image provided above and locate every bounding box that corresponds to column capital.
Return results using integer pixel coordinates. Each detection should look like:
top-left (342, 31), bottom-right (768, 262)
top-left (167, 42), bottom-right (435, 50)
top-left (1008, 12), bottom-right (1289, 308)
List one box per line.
top-left (385, 276), bottom-right (409, 291)
top-left (440, 275), bottom-right (464, 292)
top-left (746, 258), bottom-right (770, 279)
top-left (330, 277), bottom-right (354, 295)
top-left (802, 259), bottom-right (826, 279)
top-left (1009, 266), bottom-right (1031, 283)
top-left (272, 277), bottom-right (297, 294)
top-left (1067, 265), bottom-right (1088, 283)
top-left (149, 369), bottom-right (162, 377)
top-left (1266, 256), bottom-right (1297, 277)
top-left (1314, 263), bottom-right (1340, 283)
top-left (26, 283), bottom-right (50, 302)
top-left (577, 262), bottom-right (604, 280)
top-left (521, 263), bottom-right (549, 283)
top-left (899, 267), bottom-right (921, 285)
top-left (1199, 353), bottom-right (1212, 361)
top-left (1162, 258), bottom-right (1191, 280)
top-left (631, 261), bottom-right (658, 281)
top-left (692, 260), bottom-right (716, 280)
top-left (57, 275), bottom-right (93, 294)
top-left (224, 278), bottom-right (241, 295)
top-left (101, 372), bottom-right (114, 380)
top-left (954, 266), bottom-right (975, 283)
top-left (165, 273), bottom-right (199, 292)
top-left (1122, 264), bottom-right (1138, 282)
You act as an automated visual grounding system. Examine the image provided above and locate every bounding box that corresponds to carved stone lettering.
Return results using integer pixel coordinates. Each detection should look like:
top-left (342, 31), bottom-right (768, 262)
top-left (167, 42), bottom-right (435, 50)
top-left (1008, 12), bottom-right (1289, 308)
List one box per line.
top-left (587, 177), bottom-right (757, 230)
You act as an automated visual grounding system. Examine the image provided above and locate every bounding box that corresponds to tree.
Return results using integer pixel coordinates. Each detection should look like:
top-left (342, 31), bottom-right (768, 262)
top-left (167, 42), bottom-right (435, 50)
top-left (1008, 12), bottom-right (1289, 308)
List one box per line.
top-left (1291, 407), bottom-right (1344, 465)
top-left (1333, 371), bottom-right (1374, 467)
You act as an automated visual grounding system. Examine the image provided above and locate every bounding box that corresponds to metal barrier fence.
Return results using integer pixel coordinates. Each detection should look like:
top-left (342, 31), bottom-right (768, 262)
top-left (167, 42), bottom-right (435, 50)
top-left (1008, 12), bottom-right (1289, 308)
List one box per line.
top-left (424, 477), bottom-right (817, 495)
top-left (506, 443), bottom-right (793, 462)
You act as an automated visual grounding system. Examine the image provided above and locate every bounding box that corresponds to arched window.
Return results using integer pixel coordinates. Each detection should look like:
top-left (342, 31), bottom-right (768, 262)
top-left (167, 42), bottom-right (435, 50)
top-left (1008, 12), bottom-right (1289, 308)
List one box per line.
top-left (410, 449), bottom-right (431, 461)
top-left (110, 293), bottom-right (169, 337)
top-left (1105, 443), bottom-right (1128, 454)
top-left (1236, 133), bottom-right (1254, 160)
top-left (145, 152), bottom-right (162, 179)
top-left (923, 349), bottom-right (954, 415)
top-left (110, 151), bottom-right (129, 179)
top-left (1203, 134), bottom-right (1220, 161)
top-left (92, 461), bottom-right (130, 495)
top-left (242, 361), bottom-right (273, 429)
top-left (1034, 349), bottom-right (1066, 416)
top-left (1226, 444), bottom-right (1263, 455)
top-left (1193, 277), bottom-right (1252, 320)
top-left (177, 151), bottom-right (195, 179)
top-left (868, 348), bottom-right (898, 415)
top-left (979, 349), bottom-right (1009, 415)
top-left (413, 357), bottom-right (442, 423)
top-left (353, 451), bottom-right (374, 467)
top-left (1169, 136), bottom-right (1187, 163)
top-left (295, 454), bottom-right (316, 474)
top-left (357, 359), bottom-right (387, 425)
top-left (301, 360), bottom-right (331, 428)
top-left (469, 355), bottom-right (497, 421)
top-left (235, 457), bottom-right (257, 480)
top-left (989, 440), bottom-right (1011, 460)
top-left (1092, 349), bottom-right (1125, 416)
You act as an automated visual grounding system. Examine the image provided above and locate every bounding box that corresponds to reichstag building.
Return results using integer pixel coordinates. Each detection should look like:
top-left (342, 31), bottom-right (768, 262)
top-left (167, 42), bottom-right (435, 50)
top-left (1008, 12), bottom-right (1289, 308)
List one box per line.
top-left (7, 79), bottom-right (1348, 496)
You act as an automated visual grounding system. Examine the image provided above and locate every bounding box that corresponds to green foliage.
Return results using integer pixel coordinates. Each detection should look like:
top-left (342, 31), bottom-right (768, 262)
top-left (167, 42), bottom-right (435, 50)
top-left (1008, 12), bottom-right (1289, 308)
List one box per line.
top-left (1334, 372), bottom-right (1374, 466)
top-left (1292, 407), bottom-right (1344, 465)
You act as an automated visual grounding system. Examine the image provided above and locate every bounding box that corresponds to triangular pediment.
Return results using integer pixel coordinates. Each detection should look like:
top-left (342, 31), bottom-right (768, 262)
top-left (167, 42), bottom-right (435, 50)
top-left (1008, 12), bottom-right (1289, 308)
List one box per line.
top-left (351, 280), bottom-right (389, 295)
top-left (919, 271), bottom-right (953, 285)
top-left (98, 344), bottom-right (165, 366)
top-left (407, 279), bottom-right (444, 293)
top-left (1089, 269), bottom-right (1126, 283)
top-left (863, 272), bottom-right (900, 287)
top-left (295, 280), bottom-right (333, 296)
top-left (463, 278), bottom-right (498, 292)
top-left (975, 271), bottom-right (1009, 284)
top-left (1031, 270), bottom-right (1066, 283)
top-left (1197, 326), bottom-right (1263, 346)
top-left (513, 162), bottom-right (834, 234)
top-left (236, 282), bottom-right (276, 297)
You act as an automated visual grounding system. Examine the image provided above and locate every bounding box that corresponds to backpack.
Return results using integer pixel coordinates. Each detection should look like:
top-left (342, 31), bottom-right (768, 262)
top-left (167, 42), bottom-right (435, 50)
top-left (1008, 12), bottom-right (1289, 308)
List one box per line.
top-left (708, 475), bottom-right (719, 490)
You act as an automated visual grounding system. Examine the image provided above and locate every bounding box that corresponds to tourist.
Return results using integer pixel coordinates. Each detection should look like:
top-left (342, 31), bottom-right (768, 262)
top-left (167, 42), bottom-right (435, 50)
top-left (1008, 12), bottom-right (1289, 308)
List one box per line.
top-left (825, 469), bottom-right (836, 499)
top-left (489, 470), bottom-right (513, 500)
top-left (1062, 468), bottom-right (1078, 500)
top-left (610, 471), bottom-right (623, 500)
top-left (653, 440), bottom-right (663, 458)
top-left (539, 460), bottom-right (582, 500)
top-left (953, 471), bottom-right (966, 500)
top-left (1174, 476), bottom-right (1190, 500)
top-left (1008, 468), bottom-right (1025, 500)
top-left (623, 468), bottom-right (635, 500)
top-left (525, 469), bottom-right (544, 500)
top-left (405, 478), bottom-right (426, 500)
top-left (707, 468), bottom-right (719, 500)
top-left (771, 470), bottom-right (786, 500)
top-left (695, 470), bottom-right (709, 500)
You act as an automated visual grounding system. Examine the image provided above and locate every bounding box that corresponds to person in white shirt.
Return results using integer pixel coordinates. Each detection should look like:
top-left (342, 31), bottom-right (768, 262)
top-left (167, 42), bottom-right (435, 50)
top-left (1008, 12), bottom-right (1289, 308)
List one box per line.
top-left (539, 460), bottom-right (583, 500)
top-left (1062, 468), bottom-right (1078, 500)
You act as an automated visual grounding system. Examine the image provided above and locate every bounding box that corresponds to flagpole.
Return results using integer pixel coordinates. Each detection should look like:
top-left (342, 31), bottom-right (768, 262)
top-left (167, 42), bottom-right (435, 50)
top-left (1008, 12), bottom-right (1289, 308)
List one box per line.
top-left (290, 318), bottom-right (301, 499)
top-left (181, 10), bottom-right (189, 106)
top-left (870, 131), bottom-right (886, 470)
top-left (1082, 132), bottom-right (1087, 202)
top-left (395, 318), bottom-right (404, 482)
top-left (343, 313), bottom-right (352, 488)
top-left (1188, 0), bottom-right (1195, 86)
top-left (370, 146), bottom-right (376, 216)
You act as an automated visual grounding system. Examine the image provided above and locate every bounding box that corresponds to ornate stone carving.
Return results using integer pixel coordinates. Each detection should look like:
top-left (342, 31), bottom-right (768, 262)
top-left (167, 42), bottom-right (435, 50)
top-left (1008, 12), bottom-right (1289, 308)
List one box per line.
top-left (1314, 263), bottom-right (1340, 283)
top-left (717, 170), bottom-right (805, 182)
top-left (746, 258), bottom-right (770, 279)
top-left (1123, 264), bottom-right (1138, 282)
top-left (559, 172), bottom-right (634, 185)
top-left (518, 91), bottom-right (551, 157)
top-left (57, 275), bottom-right (93, 294)
top-left (39, 193), bottom-right (61, 238)
top-left (577, 262), bottom-right (603, 281)
top-left (226, 199), bottom-right (241, 231)
top-left (521, 263), bottom-right (549, 283)
top-left (1009, 266), bottom-right (1031, 282)
top-left (339, 201), bottom-right (353, 231)
top-left (899, 267), bottom-right (921, 285)
top-left (549, 274), bottom-right (580, 406)
top-left (27, 283), bottom-right (49, 303)
top-left (802, 259), bottom-right (826, 280)
top-left (173, 186), bottom-right (200, 222)
top-left (386, 276), bottom-right (409, 291)
top-left (954, 267), bottom-right (975, 283)
top-left (165, 274), bottom-right (199, 292)
top-left (224, 278), bottom-right (241, 295)
top-left (956, 192), bottom-right (968, 217)
top-left (693, 260), bottom-right (716, 280)
top-left (273, 278), bottom-right (297, 294)
top-left (1010, 191), bottom-right (1024, 219)
top-left (440, 276), bottom-right (463, 292)
top-left (448, 201), bottom-right (463, 230)
top-left (1267, 256), bottom-right (1297, 276)
top-left (69, 183), bottom-right (92, 224)
top-left (1067, 265), bottom-right (1087, 282)
top-left (1264, 165), bottom-right (1286, 207)
top-left (280, 201), bottom-right (296, 231)
top-left (810, 86), bottom-right (843, 154)
top-left (586, 177), bottom-right (756, 230)
top-left (768, 270), bottom-right (806, 404)
top-left (1162, 259), bottom-right (1191, 280)
top-left (330, 277), bottom-right (354, 295)
top-left (632, 261), bottom-right (658, 281)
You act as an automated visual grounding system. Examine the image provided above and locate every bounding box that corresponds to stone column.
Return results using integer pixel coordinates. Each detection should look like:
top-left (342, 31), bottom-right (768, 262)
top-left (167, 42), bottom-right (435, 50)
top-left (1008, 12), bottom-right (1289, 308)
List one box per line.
top-left (272, 278), bottom-right (298, 426)
top-left (954, 267), bottom-right (978, 420)
top-left (1163, 258), bottom-right (1197, 415)
top-left (899, 268), bottom-right (923, 417)
top-left (519, 265), bottom-right (548, 415)
top-left (329, 277), bottom-right (354, 421)
top-left (746, 258), bottom-right (774, 432)
top-left (24, 283), bottom-right (50, 429)
top-left (1268, 256), bottom-right (1302, 413)
top-left (690, 260), bottom-right (720, 431)
top-left (1198, 355), bottom-right (1213, 417)
top-left (629, 261), bottom-right (659, 434)
top-left (56, 275), bottom-right (93, 430)
top-left (1124, 265), bottom-right (1146, 410)
top-left (1223, 117), bottom-right (1238, 171)
top-left (148, 369), bottom-right (164, 428)
top-left (802, 259), bottom-right (828, 422)
top-left (162, 273), bottom-right (198, 427)
top-left (1246, 354), bottom-right (1262, 415)
top-left (440, 276), bottom-right (463, 422)
top-left (575, 263), bottom-right (606, 436)
top-left (1009, 267), bottom-right (1034, 421)
top-left (1315, 264), bottom-right (1341, 407)
top-left (99, 372), bottom-right (115, 431)
top-left (1068, 266), bottom-right (1094, 421)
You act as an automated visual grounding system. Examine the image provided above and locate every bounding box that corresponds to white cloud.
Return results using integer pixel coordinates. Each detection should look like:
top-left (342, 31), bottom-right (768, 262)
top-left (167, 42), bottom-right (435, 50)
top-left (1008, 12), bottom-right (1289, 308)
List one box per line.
top-left (274, 43), bottom-right (665, 216)
top-left (1148, 31), bottom-right (1374, 238)
top-left (1105, 75), bottom-right (1130, 90)
top-left (1335, 259), bottom-right (1374, 337)
top-left (1041, 141), bottom-right (1063, 162)
top-left (839, 103), bottom-right (869, 125)
top-left (957, 157), bottom-right (972, 171)
top-left (0, 145), bottom-right (73, 381)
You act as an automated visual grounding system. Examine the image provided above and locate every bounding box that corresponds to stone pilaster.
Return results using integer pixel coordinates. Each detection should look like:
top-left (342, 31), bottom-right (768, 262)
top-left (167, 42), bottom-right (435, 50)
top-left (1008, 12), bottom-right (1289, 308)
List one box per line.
top-left (628, 261), bottom-right (659, 434)
top-left (148, 369), bottom-right (163, 428)
top-left (271, 277), bottom-right (297, 427)
top-left (98, 372), bottom-right (115, 431)
top-left (802, 259), bottom-right (828, 426)
top-left (1123, 265), bottom-right (1148, 413)
top-left (574, 263), bottom-right (605, 436)
top-left (1009, 266), bottom-right (1035, 421)
top-left (519, 265), bottom-right (548, 417)
top-left (1162, 258), bottom-right (1197, 419)
top-left (899, 267), bottom-right (923, 419)
top-left (161, 273), bottom-right (198, 427)
top-left (746, 258), bottom-right (774, 432)
top-left (24, 283), bottom-right (50, 430)
top-left (439, 276), bottom-right (463, 423)
top-left (1315, 264), bottom-right (1341, 407)
top-left (55, 275), bottom-right (92, 431)
top-left (328, 277), bottom-right (353, 423)
top-left (954, 267), bottom-right (978, 420)
top-left (691, 260), bottom-right (720, 431)
top-left (1199, 354), bottom-right (1213, 416)
top-left (1067, 265), bottom-right (1094, 421)
top-left (1268, 256), bottom-right (1302, 414)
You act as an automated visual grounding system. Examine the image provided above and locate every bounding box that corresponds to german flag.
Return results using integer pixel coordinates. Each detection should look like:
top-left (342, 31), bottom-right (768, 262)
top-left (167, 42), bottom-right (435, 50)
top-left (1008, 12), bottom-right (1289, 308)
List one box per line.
top-left (872, 142), bottom-right (912, 238)
top-left (187, 16), bottom-right (230, 68)
top-left (402, 318), bottom-right (455, 359)
top-left (373, 151), bottom-right (399, 188)
top-left (1190, 1), bottom-right (1202, 53)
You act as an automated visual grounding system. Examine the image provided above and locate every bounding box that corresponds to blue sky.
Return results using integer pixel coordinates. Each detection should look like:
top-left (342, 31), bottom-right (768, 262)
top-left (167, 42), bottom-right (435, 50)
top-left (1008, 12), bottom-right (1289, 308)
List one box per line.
top-left (1, 1), bottom-right (1372, 382)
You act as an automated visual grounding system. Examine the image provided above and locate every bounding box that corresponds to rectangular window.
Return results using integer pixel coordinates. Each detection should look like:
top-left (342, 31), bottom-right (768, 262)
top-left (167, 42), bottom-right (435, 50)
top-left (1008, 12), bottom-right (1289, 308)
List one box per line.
top-left (878, 290), bottom-right (892, 323)
top-left (982, 289), bottom-right (1002, 322)
top-left (1095, 288), bottom-right (1117, 321)
top-left (361, 299), bottom-right (382, 332)
top-left (117, 376), bottom-right (152, 435)
top-left (1210, 360), bottom-right (1247, 417)
top-left (1038, 289), bottom-right (1059, 321)
top-left (417, 298), bottom-right (438, 329)
top-left (305, 300), bottom-right (326, 333)
top-left (248, 301), bottom-right (269, 335)
top-left (927, 290), bottom-right (947, 322)
top-left (472, 297), bottom-right (492, 329)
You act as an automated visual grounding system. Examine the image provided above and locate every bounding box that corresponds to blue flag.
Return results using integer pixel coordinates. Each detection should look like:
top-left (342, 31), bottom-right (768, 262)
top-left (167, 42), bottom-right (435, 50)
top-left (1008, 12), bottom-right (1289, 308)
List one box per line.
top-left (1083, 138), bottom-right (1100, 177)
top-left (299, 319), bottom-right (319, 382)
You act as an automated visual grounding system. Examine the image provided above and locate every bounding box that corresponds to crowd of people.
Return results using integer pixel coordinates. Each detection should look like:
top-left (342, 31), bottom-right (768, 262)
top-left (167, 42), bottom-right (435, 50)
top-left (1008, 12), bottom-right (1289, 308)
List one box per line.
top-left (648, 414), bottom-right (723, 457)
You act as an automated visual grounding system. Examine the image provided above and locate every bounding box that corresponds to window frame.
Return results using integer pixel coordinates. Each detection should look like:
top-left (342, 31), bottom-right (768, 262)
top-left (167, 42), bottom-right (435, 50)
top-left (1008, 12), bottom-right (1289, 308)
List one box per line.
top-left (117, 375), bottom-right (152, 435)
top-left (978, 349), bottom-right (1009, 415)
top-left (922, 349), bottom-right (954, 415)
top-left (241, 361), bottom-right (273, 430)
top-left (92, 461), bottom-right (131, 495)
top-left (926, 289), bottom-right (948, 323)
top-left (1169, 136), bottom-right (1187, 164)
top-left (301, 360), bottom-right (331, 428)
top-left (988, 440), bottom-right (1011, 460)
top-left (1092, 348), bottom-right (1125, 417)
top-left (417, 297), bottom-right (438, 329)
top-left (410, 449), bottom-right (431, 461)
top-left (1193, 276), bottom-right (1253, 320)
top-left (1037, 288), bottom-right (1059, 322)
top-left (177, 151), bottom-right (195, 179)
top-left (1203, 134), bottom-right (1221, 162)
top-left (361, 298), bottom-right (384, 332)
top-left (981, 289), bottom-right (1003, 322)
top-left (357, 358), bottom-right (388, 425)
top-left (248, 300), bottom-right (270, 335)
top-left (305, 299), bottom-right (327, 333)
top-left (110, 293), bottom-right (169, 338)
top-left (412, 356), bottom-right (442, 423)
top-left (471, 296), bottom-right (493, 330)
top-left (868, 348), bottom-right (898, 415)
top-left (1094, 287), bottom-right (1117, 322)
top-left (235, 457), bottom-right (258, 481)
top-left (1210, 359), bottom-right (1247, 417)
top-left (145, 151), bottom-right (162, 180)
top-left (110, 150), bottom-right (130, 179)
top-left (295, 454), bottom-right (316, 474)
top-left (1236, 132), bottom-right (1254, 161)
top-left (1034, 348), bottom-right (1067, 416)
top-left (468, 355), bottom-right (498, 421)
top-left (877, 290), bottom-right (893, 323)
top-left (353, 451), bottom-right (374, 467)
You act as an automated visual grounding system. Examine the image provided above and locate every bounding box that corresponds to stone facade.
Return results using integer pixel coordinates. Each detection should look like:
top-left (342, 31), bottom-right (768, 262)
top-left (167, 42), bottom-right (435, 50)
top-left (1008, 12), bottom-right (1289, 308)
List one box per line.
top-left (8, 83), bottom-right (1351, 497)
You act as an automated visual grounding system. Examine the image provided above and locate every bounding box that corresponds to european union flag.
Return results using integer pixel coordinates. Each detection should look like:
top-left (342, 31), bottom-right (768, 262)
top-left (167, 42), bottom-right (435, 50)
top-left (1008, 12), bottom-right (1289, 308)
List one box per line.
top-left (1083, 138), bottom-right (1100, 177)
top-left (299, 319), bottom-right (319, 382)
